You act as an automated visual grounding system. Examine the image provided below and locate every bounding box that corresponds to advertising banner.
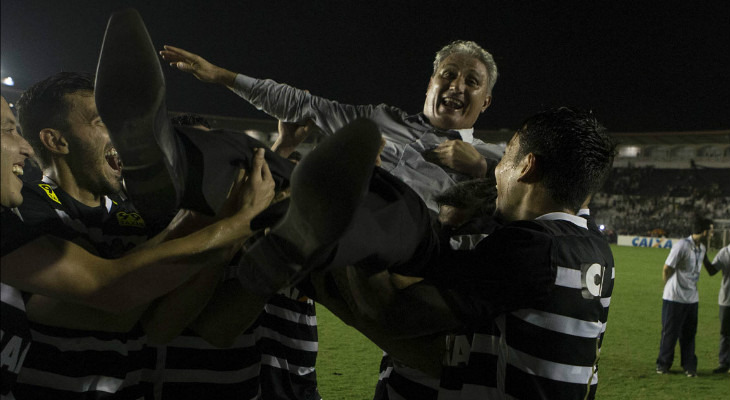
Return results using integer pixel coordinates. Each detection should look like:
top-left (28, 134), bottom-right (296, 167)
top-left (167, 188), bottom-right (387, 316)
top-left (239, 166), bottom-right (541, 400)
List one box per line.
top-left (617, 235), bottom-right (681, 249)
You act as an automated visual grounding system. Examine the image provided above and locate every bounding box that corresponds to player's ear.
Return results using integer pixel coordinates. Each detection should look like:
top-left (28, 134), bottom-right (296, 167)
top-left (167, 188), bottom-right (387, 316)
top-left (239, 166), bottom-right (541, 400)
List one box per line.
top-left (40, 128), bottom-right (70, 155)
top-left (517, 152), bottom-right (541, 182)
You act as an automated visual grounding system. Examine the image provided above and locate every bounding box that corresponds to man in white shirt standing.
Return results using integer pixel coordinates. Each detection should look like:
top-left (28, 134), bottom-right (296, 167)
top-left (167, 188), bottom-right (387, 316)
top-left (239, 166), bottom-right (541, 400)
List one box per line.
top-left (705, 244), bottom-right (730, 374)
top-left (656, 217), bottom-right (714, 377)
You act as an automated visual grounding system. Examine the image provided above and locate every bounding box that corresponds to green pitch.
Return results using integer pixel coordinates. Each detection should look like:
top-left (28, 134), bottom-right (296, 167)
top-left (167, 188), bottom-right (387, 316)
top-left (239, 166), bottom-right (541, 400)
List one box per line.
top-left (315, 245), bottom-right (729, 399)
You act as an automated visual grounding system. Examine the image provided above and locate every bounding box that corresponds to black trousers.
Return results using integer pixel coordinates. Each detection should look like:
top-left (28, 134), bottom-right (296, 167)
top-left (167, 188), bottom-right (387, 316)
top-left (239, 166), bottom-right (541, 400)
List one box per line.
top-left (719, 305), bottom-right (730, 367)
top-left (180, 126), bottom-right (438, 278)
top-left (176, 127), bottom-right (297, 214)
top-left (657, 300), bottom-right (698, 371)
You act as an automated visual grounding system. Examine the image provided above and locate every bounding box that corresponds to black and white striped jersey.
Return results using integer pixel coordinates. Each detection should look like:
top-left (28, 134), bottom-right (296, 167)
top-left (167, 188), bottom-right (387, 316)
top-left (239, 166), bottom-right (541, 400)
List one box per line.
top-left (1, 282), bottom-right (31, 400)
top-left (436, 213), bottom-right (614, 399)
top-left (257, 287), bottom-right (321, 400)
top-left (1, 208), bottom-right (37, 399)
top-left (148, 326), bottom-right (261, 400)
top-left (13, 178), bottom-right (154, 399)
top-left (373, 215), bottom-right (501, 400)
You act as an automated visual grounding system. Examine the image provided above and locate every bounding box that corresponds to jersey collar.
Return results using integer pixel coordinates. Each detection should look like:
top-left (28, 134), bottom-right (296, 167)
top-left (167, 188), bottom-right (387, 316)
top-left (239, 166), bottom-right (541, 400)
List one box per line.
top-left (535, 212), bottom-right (588, 229)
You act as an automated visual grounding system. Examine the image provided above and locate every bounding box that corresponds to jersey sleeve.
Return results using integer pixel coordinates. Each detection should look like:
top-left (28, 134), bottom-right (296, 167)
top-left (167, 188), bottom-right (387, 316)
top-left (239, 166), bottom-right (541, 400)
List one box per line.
top-left (713, 246), bottom-right (730, 273)
top-left (423, 221), bottom-right (556, 328)
top-left (664, 239), bottom-right (686, 269)
top-left (1, 209), bottom-right (47, 257)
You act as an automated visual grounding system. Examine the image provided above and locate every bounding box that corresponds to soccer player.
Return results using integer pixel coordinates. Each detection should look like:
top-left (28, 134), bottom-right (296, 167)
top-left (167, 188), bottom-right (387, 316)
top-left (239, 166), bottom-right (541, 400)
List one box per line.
top-left (1, 95), bottom-right (36, 398)
top-left (247, 107), bottom-right (616, 399)
top-left (3, 73), bottom-right (274, 398)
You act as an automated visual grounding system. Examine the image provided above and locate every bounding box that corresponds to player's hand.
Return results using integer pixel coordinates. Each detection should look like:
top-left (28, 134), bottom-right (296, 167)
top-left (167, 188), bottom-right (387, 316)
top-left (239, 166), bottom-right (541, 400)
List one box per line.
top-left (425, 140), bottom-right (488, 178)
top-left (273, 120), bottom-right (315, 158)
top-left (226, 149), bottom-right (276, 223)
top-left (241, 148), bottom-right (276, 218)
top-left (160, 45), bottom-right (237, 87)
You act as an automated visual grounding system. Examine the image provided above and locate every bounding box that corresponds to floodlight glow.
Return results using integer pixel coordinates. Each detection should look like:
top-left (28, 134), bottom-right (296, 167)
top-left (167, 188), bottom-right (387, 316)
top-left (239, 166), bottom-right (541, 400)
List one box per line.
top-left (599, 224), bottom-right (605, 231)
top-left (2, 76), bottom-right (14, 86)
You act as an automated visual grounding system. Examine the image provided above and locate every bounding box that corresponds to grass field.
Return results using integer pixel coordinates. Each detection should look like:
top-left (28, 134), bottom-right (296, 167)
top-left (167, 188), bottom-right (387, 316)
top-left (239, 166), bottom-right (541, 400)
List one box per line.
top-left (315, 245), bottom-right (729, 399)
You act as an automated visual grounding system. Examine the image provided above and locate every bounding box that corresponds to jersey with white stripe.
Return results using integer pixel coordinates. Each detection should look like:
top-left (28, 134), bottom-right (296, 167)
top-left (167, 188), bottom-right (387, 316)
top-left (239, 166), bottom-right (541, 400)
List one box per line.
top-left (374, 215), bottom-right (500, 400)
top-left (144, 254), bottom-right (262, 399)
top-left (257, 286), bottom-right (321, 400)
top-left (1, 208), bottom-right (39, 399)
top-left (13, 179), bottom-right (154, 400)
top-left (150, 326), bottom-right (261, 400)
top-left (435, 213), bottom-right (614, 399)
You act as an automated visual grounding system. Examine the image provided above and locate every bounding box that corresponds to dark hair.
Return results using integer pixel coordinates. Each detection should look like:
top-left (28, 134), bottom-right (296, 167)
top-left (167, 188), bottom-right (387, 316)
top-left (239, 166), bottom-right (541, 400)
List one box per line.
top-left (691, 216), bottom-right (713, 234)
top-left (17, 72), bottom-right (95, 167)
top-left (171, 113), bottom-right (212, 129)
top-left (435, 178), bottom-right (497, 217)
top-left (515, 107), bottom-right (616, 212)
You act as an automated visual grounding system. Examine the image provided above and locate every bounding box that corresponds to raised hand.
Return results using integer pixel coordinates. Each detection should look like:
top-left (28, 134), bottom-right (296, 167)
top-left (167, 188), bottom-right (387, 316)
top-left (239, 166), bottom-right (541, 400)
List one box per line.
top-left (159, 45), bottom-right (237, 87)
top-left (273, 120), bottom-right (316, 158)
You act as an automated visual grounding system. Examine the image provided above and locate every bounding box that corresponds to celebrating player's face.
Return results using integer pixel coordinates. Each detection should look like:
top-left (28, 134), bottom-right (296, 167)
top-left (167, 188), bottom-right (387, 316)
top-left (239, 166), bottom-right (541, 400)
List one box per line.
top-left (61, 91), bottom-right (123, 196)
top-left (493, 132), bottom-right (526, 222)
top-left (1, 96), bottom-right (34, 208)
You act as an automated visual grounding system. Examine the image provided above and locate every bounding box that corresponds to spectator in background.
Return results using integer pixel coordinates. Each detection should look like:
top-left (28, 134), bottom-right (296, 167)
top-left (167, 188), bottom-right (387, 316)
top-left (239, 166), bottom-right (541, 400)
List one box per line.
top-left (656, 217), bottom-right (714, 377)
top-left (704, 244), bottom-right (730, 374)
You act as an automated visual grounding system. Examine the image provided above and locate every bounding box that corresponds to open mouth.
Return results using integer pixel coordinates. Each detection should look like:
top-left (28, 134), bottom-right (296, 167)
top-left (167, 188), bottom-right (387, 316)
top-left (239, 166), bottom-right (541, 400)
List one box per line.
top-left (105, 147), bottom-right (123, 173)
top-left (441, 97), bottom-right (465, 110)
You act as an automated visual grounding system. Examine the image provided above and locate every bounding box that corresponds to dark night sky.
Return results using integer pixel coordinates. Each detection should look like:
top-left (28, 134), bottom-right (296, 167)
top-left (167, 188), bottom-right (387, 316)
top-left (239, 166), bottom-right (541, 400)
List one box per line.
top-left (2, 0), bottom-right (729, 132)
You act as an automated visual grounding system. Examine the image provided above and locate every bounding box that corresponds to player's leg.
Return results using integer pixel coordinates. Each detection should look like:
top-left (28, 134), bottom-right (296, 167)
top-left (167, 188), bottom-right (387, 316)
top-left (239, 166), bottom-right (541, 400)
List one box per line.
top-left (234, 118), bottom-right (383, 297)
top-left (95, 9), bottom-right (294, 219)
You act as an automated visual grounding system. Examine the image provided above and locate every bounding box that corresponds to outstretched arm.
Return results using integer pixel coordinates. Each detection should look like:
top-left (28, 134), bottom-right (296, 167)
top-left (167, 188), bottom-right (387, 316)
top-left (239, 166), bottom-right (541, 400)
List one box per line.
top-left (159, 45), bottom-right (237, 87)
top-left (2, 150), bottom-right (275, 314)
top-left (311, 268), bottom-right (447, 377)
top-left (160, 45), bottom-right (377, 136)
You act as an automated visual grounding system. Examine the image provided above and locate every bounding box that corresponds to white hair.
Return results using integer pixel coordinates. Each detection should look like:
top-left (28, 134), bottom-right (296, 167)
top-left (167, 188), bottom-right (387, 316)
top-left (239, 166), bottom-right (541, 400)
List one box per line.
top-left (433, 40), bottom-right (498, 94)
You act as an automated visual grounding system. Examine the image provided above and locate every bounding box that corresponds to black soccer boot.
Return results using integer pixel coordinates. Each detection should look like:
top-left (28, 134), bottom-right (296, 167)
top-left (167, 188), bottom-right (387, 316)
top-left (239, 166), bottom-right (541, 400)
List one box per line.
top-left (95, 9), bottom-right (183, 219)
top-left (96, 9), bottom-right (229, 219)
top-left (236, 118), bottom-right (382, 298)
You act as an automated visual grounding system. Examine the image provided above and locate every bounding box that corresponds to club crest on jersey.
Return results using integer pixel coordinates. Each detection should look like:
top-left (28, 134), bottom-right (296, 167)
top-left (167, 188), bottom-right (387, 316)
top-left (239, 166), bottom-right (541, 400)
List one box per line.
top-left (116, 211), bottom-right (145, 228)
top-left (38, 183), bottom-right (61, 204)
